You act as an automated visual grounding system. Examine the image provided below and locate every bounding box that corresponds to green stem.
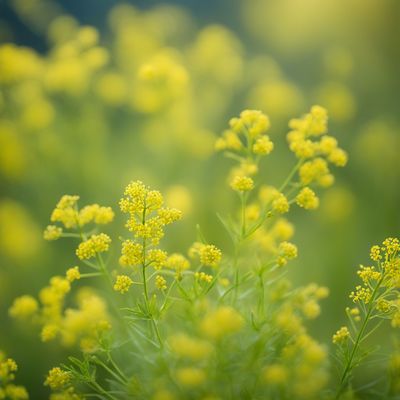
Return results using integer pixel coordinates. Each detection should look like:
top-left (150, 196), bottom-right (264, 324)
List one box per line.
top-left (278, 158), bottom-right (303, 193)
top-left (240, 192), bottom-right (247, 237)
top-left (142, 263), bottom-right (149, 304)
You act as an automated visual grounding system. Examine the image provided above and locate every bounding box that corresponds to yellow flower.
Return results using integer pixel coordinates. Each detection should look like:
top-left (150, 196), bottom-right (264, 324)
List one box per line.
top-left (66, 266), bottom-right (81, 282)
top-left (272, 193), bottom-right (289, 214)
top-left (230, 175), bottom-right (254, 192)
top-left (199, 244), bottom-right (222, 267)
top-left (332, 326), bottom-right (350, 344)
top-left (43, 225), bottom-right (63, 241)
top-left (155, 275), bottom-right (167, 290)
top-left (44, 367), bottom-right (71, 390)
top-left (253, 135), bottom-right (274, 155)
top-left (195, 272), bottom-right (213, 283)
top-left (113, 275), bottom-right (133, 294)
top-left (9, 295), bottom-right (38, 319)
top-left (370, 245), bottom-right (382, 261)
top-left (296, 187), bottom-right (319, 210)
top-left (78, 204), bottom-right (114, 226)
top-left (277, 241), bottom-right (298, 266)
top-left (328, 148), bottom-right (348, 167)
top-left (76, 233), bottom-right (111, 260)
top-left (50, 195), bottom-right (80, 229)
top-left (119, 240), bottom-right (143, 267)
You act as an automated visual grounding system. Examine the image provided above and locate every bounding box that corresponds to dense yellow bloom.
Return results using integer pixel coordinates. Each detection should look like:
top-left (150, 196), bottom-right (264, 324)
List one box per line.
top-left (168, 333), bottom-right (213, 360)
top-left (44, 225), bottom-right (63, 241)
top-left (44, 367), bottom-right (71, 390)
top-left (370, 245), bottom-right (382, 261)
top-left (148, 249), bottom-right (168, 269)
top-left (296, 187), bottom-right (319, 210)
top-left (66, 267), bottom-right (81, 282)
top-left (230, 110), bottom-right (270, 138)
top-left (61, 292), bottom-right (111, 351)
top-left (9, 295), bottom-right (38, 319)
top-left (252, 135), bottom-right (274, 155)
top-left (299, 158), bottom-right (329, 185)
top-left (383, 237), bottom-right (400, 255)
top-left (201, 306), bottom-right (244, 339)
top-left (349, 285), bottom-right (371, 304)
top-left (76, 233), bottom-right (111, 260)
top-left (119, 240), bottom-right (143, 267)
top-left (3, 384), bottom-right (29, 399)
top-left (272, 193), bottom-right (289, 214)
top-left (195, 272), bottom-right (213, 283)
top-left (113, 275), bottom-right (133, 294)
top-left (50, 195), bottom-right (80, 229)
top-left (277, 241), bottom-right (298, 266)
top-left (165, 253), bottom-right (190, 275)
top-left (357, 265), bottom-right (381, 283)
top-left (120, 181), bottom-right (182, 247)
top-left (199, 244), bottom-right (222, 267)
top-left (230, 175), bottom-right (254, 192)
top-left (332, 326), bottom-right (350, 344)
top-left (78, 204), bottom-right (114, 225)
top-left (215, 130), bottom-right (242, 151)
top-left (155, 275), bottom-right (167, 290)
top-left (0, 357), bottom-right (18, 381)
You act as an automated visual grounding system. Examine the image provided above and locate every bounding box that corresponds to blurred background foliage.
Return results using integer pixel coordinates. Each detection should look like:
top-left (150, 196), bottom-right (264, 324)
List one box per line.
top-left (0, 0), bottom-right (399, 396)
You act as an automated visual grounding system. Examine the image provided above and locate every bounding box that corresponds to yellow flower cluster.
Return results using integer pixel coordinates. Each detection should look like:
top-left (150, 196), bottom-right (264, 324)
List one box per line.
top-left (76, 233), bottom-right (111, 260)
top-left (48, 195), bottom-right (114, 232)
top-left (332, 326), bottom-right (350, 344)
top-left (8, 295), bottom-right (38, 319)
top-left (10, 270), bottom-right (111, 352)
top-left (229, 110), bottom-right (270, 139)
top-left (288, 106), bottom-right (347, 187)
top-left (66, 266), bottom-right (81, 282)
top-left (50, 195), bottom-right (80, 229)
top-left (216, 110), bottom-right (273, 194)
top-left (113, 275), bottom-right (133, 294)
top-left (189, 243), bottom-right (222, 268)
top-left (44, 367), bottom-right (71, 390)
top-left (195, 271), bottom-right (213, 283)
top-left (155, 275), bottom-right (167, 290)
top-left (165, 253), bottom-right (190, 274)
top-left (120, 180), bottom-right (181, 246)
top-left (334, 237), bottom-right (400, 390)
top-left (0, 352), bottom-right (28, 400)
top-left (296, 187), bottom-right (319, 210)
top-left (277, 241), bottom-right (298, 266)
top-left (230, 175), bottom-right (254, 192)
top-left (43, 225), bottom-right (63, 241)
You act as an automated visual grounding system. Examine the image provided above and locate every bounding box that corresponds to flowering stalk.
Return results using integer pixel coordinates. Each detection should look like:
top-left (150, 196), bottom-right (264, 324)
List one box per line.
top-left (333, 237), bottom-right (400, 398)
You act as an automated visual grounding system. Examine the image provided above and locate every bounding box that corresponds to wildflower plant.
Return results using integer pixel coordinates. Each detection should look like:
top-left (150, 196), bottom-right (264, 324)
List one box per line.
top-left (7, 106), bottom-right (397, 399)
top-left (0, 352), bottom-right (28, 400)
top-left (333, 237), bottom-right (400, 398)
